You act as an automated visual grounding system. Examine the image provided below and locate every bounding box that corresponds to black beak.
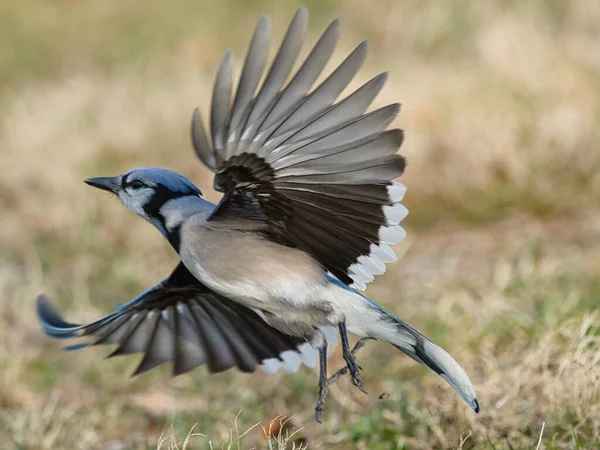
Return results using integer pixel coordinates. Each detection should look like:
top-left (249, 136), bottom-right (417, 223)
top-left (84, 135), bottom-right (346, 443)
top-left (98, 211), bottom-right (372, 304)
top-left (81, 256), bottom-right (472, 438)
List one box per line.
top-left (84, 176), bottom-right (121, 194)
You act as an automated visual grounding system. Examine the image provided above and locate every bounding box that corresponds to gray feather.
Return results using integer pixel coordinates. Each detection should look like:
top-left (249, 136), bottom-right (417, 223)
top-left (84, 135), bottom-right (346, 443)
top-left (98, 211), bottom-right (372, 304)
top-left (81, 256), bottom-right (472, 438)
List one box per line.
top-left (258, 18), bottom-right (340, 135)
top-left (131, 311), bottom-right (161, 375)
top-left (269, 41), bottom-right (369, 140)
top-left (105, 313), bottom-right (146, 356)
top-left (226, 15), bottom-right (271, 155)
top-left (261, 72), bottom-right (387, 161)
top-left (191, 108), bottom-right (216, 171)
top-left (276, 159), bottom-right (405, 184)
top-left (91, 314), bottom-right (131, 345)
top-left (276, 182), bottom-right (392, 204)
top-left (211, 50), bottom-right (234, 153)
top-left (285, 72), bottom-right (388, 145)
top-left (240, 7), bottom-right (308, 146)
top-left (133, 312), bottom-right (174, 375)
top-left (270, 104), bottom-right (400, 169)
top-left (202, 300), bottom-right (258, 372)
top-left (272, 130), bottom-right (403, 172)
top-left (188, 301), bottom-right (237, 373)
top-left (173, 303), bottom-right (208, 375)
top-left (116, 313), bottom-right (159, 355)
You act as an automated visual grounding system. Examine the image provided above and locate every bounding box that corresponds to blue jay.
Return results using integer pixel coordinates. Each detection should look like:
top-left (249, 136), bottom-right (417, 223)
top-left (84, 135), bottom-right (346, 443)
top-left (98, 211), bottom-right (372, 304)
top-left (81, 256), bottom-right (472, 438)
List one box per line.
top-left (37, 7), bottom-right (479, 422)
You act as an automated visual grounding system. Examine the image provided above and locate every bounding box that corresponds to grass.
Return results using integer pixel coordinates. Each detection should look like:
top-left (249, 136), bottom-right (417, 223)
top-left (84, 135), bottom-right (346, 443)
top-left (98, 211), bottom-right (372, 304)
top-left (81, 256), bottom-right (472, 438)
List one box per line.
top-left (1, 0), bottom-right (600, 448)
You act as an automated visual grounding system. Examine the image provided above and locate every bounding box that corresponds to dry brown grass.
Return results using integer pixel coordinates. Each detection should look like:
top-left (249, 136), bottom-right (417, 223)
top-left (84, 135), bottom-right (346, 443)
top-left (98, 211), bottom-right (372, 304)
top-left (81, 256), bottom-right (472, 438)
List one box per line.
top-left (1, 0), bottom-right (599, 448)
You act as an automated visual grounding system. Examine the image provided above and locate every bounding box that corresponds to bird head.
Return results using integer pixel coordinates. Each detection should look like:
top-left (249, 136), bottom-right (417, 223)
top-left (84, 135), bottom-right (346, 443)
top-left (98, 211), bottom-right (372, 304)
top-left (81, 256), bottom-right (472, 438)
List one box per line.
top-left (84, 167), bottom-right (203, 232)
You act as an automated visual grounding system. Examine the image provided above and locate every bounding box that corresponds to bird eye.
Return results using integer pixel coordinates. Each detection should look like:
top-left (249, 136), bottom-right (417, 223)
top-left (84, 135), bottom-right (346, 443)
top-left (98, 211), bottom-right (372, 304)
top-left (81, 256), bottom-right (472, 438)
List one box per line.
top-left (129, 180), bottom-right (146, 190)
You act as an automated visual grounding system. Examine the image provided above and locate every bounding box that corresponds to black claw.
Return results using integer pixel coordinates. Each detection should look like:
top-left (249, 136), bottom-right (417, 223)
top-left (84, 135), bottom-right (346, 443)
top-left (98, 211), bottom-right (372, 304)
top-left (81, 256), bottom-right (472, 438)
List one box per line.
top-left (346, 360), bottom-right (367, 394)
top-left (357, 382), bottom-right (368, 395)
top-left (314, 402), bottom-right (325, 424)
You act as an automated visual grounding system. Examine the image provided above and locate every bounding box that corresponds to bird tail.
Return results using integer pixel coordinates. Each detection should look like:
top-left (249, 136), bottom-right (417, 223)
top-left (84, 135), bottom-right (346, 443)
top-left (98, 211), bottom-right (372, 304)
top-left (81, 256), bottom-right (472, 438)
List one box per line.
top-left (362, 297), bottom-right (479, 413)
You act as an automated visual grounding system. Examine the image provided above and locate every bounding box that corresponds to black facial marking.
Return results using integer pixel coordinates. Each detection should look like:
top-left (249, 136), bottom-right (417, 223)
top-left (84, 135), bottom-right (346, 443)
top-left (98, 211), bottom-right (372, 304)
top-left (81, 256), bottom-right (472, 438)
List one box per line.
top-left (142, 184), bottom-right (197, 253)
top-left (122, 174), bottom-right (147, 190)
top-left (143, 184), bottom-right (189, 218)
top-left (166, 225), bottom-right (181, 253)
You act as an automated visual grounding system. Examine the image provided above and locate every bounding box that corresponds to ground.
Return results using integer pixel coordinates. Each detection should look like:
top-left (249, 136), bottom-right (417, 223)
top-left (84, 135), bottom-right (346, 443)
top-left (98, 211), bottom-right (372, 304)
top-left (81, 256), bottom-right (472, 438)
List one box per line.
top-left (1, 1), bottom-right (599, 449)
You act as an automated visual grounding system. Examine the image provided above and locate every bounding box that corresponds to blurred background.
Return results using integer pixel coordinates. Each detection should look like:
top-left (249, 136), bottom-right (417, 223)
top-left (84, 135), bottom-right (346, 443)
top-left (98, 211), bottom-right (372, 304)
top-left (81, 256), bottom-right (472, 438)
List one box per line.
top-left (1, 0), bottom-right (599, 448)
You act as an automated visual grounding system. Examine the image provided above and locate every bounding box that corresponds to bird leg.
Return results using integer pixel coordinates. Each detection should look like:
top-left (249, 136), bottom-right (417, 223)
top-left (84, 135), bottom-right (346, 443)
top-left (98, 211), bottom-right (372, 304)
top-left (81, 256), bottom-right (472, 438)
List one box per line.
top-left (337, 320), bottom-right (368, 394)
top-left (314, 342), bottom-right (329, 423)
top-left (326, 337), bottom-right (372, 385)
top-left (314, 335), bottom-right (374, 422)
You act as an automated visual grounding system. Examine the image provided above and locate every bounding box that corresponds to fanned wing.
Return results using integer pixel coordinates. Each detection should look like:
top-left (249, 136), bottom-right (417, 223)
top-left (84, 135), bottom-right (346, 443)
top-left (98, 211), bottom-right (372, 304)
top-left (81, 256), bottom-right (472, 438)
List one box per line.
top-left (191, 7), bottom-right (407, 290)
top-left (37, 263), bottom-right (318, 375)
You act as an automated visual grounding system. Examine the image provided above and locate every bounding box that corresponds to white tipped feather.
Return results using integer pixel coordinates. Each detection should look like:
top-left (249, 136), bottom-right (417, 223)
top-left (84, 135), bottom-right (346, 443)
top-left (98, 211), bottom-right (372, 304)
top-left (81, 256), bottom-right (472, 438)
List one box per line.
top-left (349, 263), bottom-right (375, 284)
top-left (370, 243), bottom-right (397, 263)
top-left (383, 203), bottom-right (409, 225)
top-left (260, 344), bottom-right (319, 374)
top-left (379, 225), bottom-right (407, 244)
top-left (387, 182), bottom-right (407, 202)
top-left (261, 358), bottom-right (283, 374)
top-left (346, 267), bottom-right (370, 286)
top-left (297, 343), bottom-right (319, 367)
top-left (356, 255), bottom-right (381, 275)
top-left (259, 325), bottom-right (337, 374)
top-left (367, 255), bottom-right (386, 273)
top-left (280, 350), bottom-right (303, 372)
top-left (346, 245), bottom-right (396, 288)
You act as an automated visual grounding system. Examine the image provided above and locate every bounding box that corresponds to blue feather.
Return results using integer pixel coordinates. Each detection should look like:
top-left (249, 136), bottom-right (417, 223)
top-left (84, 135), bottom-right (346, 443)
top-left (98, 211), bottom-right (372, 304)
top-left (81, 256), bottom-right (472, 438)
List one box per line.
top-left (126, 167), bottom-right (202, 196)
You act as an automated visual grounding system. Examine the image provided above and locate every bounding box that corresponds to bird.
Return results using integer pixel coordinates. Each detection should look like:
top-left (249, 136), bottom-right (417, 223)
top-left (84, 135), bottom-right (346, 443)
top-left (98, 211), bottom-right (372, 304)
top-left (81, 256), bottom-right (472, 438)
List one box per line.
top-left (36, 7), bottom-right (479, 422)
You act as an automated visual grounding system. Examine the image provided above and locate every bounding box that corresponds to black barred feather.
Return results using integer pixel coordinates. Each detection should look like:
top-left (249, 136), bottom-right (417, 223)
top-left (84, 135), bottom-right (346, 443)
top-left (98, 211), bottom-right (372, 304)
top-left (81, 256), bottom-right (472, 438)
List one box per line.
top-left (36, 264), bottom-right (308, 376)
top-left (194, 7), bottom-right (408, 290)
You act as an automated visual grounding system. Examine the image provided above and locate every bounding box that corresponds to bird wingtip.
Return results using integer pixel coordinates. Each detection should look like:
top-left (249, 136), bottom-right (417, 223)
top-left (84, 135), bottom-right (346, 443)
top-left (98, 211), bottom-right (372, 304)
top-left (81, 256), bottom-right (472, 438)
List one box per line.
top-left (36, 293), bottom-right (50, 307)
top-left (296, 5), bottom-right (309, 17)
top-left (36, 294), bottom-right (58, 322)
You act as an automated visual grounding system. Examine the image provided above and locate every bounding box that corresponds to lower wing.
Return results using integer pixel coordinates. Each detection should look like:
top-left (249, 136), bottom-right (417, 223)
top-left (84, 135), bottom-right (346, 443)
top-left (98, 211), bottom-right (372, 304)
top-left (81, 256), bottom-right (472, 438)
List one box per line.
top-left (37, 263), bottom-right (321, 375)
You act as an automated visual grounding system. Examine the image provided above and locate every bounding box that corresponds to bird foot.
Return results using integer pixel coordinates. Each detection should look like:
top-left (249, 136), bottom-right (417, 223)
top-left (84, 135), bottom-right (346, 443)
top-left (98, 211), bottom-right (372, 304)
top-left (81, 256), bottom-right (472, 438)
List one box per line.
top-left (344, 350), bottom-right (367, 394)
top-left (326, 337), bottom-right (372, 387)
